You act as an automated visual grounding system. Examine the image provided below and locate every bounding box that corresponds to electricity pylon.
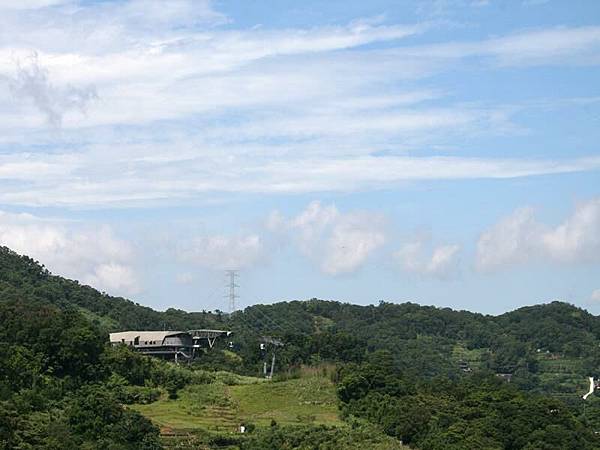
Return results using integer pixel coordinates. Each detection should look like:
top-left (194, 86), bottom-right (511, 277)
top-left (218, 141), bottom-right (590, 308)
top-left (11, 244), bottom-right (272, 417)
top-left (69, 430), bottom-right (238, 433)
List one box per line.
top-left (226, 270), bottom-right (238, 313)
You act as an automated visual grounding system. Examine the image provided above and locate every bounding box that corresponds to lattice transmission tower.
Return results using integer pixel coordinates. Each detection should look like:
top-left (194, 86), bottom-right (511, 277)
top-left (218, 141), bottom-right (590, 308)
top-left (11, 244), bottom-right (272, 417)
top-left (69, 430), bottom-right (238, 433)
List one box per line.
top-left (225, 270), bottom-right (239, 313)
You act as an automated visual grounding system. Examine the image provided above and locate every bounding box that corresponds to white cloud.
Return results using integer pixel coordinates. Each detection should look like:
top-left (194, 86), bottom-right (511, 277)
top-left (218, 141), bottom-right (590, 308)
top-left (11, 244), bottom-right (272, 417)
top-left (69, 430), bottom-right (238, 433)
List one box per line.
top-left (178, 234), bottom-right (265, 270)
top-left (175, 201), bottom-right (385, 275)
top-left (83, 263), bottom-right (139, 295)
top-left (321, 214), bottom-right (386, 275)
top-left (476, 207), bottom-right (541, 270)
top-left (398, 26), bottom-right (600, 66)
top-left (113, 0), bottom-right (228, 29)
top-left (591, 289), bottom-right (600, 304)
top-left (7, 53), bottom-right (97, 127)
top-left (270, 201), bottom-right (386, 275)
top-left (0, 211), bottom-right (140, 295)
top-left (0, 1), bottom-right (227, 54)
top-left (0, 21), bottom-right (426, 132)
top-left (541, 198), bottom-right (600, 263)
top-left (476, 197), bottom-right (600, 271)
top-left (0, 0), bottom-right (68, 10)
top-left (0, 148), bottom-right (598, 207)
top-left (0, 2), bottom-right (597, 210)
top-left (395, 237), bottom-right (460, 278)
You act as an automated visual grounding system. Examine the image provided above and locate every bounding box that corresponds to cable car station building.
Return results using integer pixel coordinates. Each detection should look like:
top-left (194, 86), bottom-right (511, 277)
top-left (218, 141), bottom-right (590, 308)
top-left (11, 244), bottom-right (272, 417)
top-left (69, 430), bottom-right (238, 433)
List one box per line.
top-left (109, 329), bottom-right (231, 361)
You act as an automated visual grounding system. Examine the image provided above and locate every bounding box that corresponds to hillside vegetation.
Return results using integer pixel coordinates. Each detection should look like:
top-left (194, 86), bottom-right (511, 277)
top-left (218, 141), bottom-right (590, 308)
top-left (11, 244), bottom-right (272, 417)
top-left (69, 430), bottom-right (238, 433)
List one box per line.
top-left (2, 246), bottom-right (600, 448)
top-left (131, 369), bottom-right (358, 448)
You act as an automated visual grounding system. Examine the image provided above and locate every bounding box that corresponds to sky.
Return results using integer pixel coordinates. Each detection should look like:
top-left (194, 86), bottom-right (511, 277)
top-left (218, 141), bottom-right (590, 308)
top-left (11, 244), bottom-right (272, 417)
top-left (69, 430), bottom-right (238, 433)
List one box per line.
top-left (0, 0), bottom-right (599, 315)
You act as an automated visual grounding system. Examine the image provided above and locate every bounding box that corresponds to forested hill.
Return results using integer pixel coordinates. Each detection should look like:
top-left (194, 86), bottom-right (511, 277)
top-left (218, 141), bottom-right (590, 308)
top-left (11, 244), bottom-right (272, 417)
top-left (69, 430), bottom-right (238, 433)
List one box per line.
top-left (3, 245), bottom-right (600, 449)
top-left (3, 244), bottom-right (600, 383)
top-left (0, 246), bottom-right (225, 331)
top-left (3, 245), bottom-right (600, 373)
top-left (229, 299), bottom-right (600, 386)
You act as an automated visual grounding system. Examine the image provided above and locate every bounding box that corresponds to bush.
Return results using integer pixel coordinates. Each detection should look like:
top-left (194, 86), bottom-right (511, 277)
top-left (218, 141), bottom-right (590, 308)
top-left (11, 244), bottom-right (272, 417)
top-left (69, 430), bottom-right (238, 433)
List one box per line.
top-left (117, 386), bottom-right (162, 405)
top-left (66, 385), bottom-right (161, 449)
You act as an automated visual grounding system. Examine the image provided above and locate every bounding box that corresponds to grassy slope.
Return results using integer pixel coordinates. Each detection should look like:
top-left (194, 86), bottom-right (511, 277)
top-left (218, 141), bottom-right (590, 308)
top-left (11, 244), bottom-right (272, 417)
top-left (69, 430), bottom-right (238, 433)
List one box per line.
top-left (131, 371), bottom-right (410, 449)
top-left (229, 375), bottom-right (341, 426)
top-left (132, 383), bottom-right (239, 431)
top-left (132, 372), bottom-right (342, 432)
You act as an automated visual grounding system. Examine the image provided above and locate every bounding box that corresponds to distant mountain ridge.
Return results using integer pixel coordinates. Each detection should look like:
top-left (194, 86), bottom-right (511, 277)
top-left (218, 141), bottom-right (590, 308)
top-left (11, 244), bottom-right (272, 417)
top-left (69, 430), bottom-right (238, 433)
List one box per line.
top-left (2, 244), bottom-right (599, 382)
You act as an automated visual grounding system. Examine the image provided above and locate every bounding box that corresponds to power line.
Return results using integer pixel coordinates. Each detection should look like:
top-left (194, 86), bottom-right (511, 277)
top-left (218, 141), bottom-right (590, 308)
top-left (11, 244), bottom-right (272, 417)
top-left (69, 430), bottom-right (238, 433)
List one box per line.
top-left (201, 283), bottom-right (224, 310)
top-left (228, 303), bottom-right (270, 337)
top-left (242, 306), bottom-right (283, 332)
top-left (234, 308), bottom-right (277, 338)
top-left (219, 278), bottom-right (284, 379)
top-left (249, 306), bottom-right (294, 335)
top-left (250, 304), bottom-right (310, 337)
top-left (222, 278), bottom-right (308, 340)
top-left (231, 309), bottom-right (262, 334)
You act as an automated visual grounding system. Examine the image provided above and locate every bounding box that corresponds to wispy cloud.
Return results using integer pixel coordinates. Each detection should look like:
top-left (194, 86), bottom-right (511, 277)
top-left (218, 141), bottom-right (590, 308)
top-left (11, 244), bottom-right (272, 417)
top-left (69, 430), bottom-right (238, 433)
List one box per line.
top-left (0, 0), bottom-right (68, 10)
top-left (0, 149), bottom-right (599, 207)
top-left (396, 26), bottom-right (600, 66)
top-left (7, 53), bottom-right (97, 127)
top-left (0, 1), bottom-right (598, 210)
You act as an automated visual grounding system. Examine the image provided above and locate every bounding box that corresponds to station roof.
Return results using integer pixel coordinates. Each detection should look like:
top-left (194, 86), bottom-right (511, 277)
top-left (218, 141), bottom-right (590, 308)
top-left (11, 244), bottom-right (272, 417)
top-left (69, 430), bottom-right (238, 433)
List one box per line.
top-left (188, 329), bottom-right (232, 337)
top-left (109, 331), bottom-right (186, 343)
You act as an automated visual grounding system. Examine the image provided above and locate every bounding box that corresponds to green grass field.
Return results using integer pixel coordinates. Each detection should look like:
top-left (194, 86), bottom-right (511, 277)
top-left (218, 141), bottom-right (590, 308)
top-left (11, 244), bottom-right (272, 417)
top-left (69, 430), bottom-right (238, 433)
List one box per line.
top-left (131, 371), bottom-right (342, 433)
top-left (131, 382), bottom-right (238, 431)
top-left (229, 373), bottom-right (341, 426)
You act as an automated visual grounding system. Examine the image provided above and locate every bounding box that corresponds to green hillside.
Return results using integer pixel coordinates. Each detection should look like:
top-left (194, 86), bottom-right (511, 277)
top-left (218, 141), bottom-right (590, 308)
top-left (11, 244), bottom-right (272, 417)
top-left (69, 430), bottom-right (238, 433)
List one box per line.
top-left (0, 246), bottom-right (225, 331)
top-left (131, 369), bottom-right (351, 448)
top-left (2, 245), bottom-right (600, 449)
top-left (132, 370), bottom-right (412, 449)
top-left (229, 372), bottom-right (341, 426)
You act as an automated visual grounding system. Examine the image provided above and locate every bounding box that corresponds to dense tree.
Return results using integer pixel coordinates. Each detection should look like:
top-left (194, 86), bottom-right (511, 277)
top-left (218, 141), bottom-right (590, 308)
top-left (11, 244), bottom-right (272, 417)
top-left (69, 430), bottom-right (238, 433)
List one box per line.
top-left (337, 358), bottom-right (599, 449)
top-left (3, 245), bottom-right (600, 448)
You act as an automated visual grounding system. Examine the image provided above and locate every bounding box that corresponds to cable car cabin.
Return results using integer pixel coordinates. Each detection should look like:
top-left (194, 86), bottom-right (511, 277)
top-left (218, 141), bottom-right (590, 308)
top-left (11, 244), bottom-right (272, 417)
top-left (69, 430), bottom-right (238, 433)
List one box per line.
top-left (109, 331), bottom-right (193, 361)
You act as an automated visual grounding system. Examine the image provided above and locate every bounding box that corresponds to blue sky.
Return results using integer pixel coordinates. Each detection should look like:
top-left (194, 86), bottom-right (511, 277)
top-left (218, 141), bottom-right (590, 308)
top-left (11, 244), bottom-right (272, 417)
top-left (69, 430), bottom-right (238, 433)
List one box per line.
top-left (0, 0), bottom-right (599, 314)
